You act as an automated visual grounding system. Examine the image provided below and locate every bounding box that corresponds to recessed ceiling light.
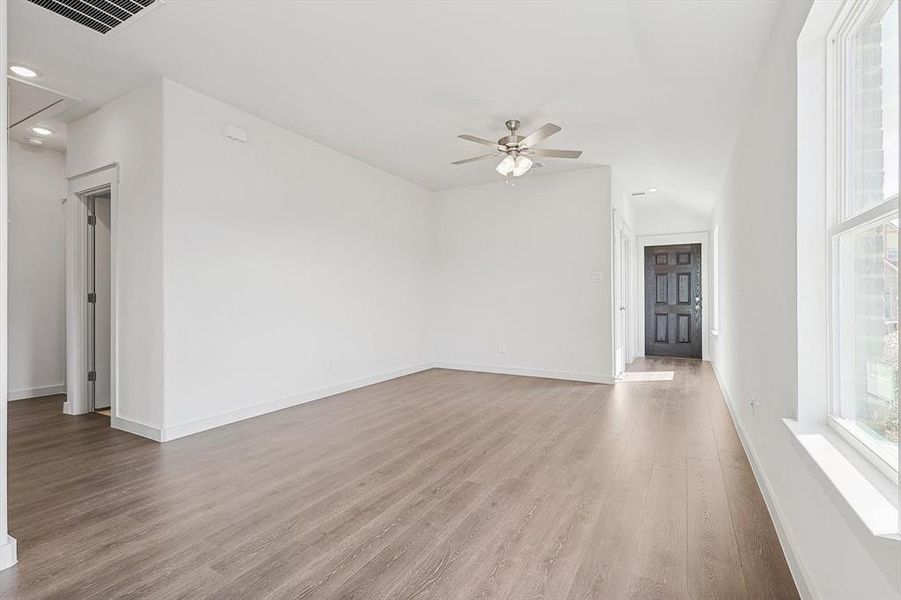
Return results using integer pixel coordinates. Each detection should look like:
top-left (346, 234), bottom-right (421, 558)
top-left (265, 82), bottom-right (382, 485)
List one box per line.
top-left (25, 137), bottom-right (44, 146)
top-left (9, 65), bottom-right (40, 78)
top-left (647, 187), bottom-right (659, 193)
top-left (31, 126), bottom-right (53, 136)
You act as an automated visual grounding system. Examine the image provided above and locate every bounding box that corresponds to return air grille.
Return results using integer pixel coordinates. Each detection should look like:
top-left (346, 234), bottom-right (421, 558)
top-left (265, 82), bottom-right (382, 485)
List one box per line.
top-left (27, 0), bottom-right (157, 35)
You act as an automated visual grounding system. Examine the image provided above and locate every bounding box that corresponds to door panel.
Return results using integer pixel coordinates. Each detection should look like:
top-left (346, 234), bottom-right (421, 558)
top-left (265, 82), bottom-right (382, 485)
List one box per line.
top-left (94, 197), bottom-right (112, 409)
top-left (645, 244), bottom-right (702, 358)
top-left (86, 194), bottom-right (112, 410)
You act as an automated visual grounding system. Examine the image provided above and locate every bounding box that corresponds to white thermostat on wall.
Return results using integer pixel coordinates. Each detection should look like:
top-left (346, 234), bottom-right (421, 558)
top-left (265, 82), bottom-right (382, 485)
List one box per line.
top-left (224, 124), bottom-right (248, 143)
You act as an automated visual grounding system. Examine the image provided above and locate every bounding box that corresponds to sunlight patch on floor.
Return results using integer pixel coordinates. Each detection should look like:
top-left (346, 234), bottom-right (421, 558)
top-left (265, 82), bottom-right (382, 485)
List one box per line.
top-left (619, 371), bottom-right (675, 382)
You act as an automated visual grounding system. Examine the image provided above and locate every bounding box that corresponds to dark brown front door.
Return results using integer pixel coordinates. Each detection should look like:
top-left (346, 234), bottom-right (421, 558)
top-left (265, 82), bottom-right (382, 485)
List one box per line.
top-left (645, 244), bottom-right (702, 359)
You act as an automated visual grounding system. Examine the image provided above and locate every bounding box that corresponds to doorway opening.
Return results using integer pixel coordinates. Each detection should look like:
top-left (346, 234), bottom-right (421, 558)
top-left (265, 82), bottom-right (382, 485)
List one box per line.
top-left (65, 165), bottom-right (118, 420)
top-left (613, 210), bottom-right (634, 377)
top-left (644, 243), bottom-right (702, 359)
top-left (86, 190), bottom-right (112, 415)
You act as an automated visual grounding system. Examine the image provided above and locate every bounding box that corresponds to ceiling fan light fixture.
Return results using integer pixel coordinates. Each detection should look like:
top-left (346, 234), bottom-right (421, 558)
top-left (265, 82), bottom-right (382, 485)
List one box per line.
top-left (496, 154), bottom-right (516, 176)
top-left (456, 120), bottom-right (581, 178)
top-left (512, 155), bottom-right (533, 177)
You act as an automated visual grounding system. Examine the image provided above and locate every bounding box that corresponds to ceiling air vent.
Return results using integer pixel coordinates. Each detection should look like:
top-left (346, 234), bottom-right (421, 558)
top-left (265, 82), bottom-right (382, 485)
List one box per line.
top-left (27, 0), bottom-right (158, 35)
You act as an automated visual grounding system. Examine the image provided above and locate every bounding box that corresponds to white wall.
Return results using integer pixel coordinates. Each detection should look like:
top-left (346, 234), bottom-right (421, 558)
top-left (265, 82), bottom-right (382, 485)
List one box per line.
top-left (63, 79), bottom-right (619, 440)
top-left (634, 203), bottom-right (709, 236)
top-left (67, 81), bottom-right (164, 431)
top-left (710, 1), bottom-right (900, 597)
top-left (431, 168), bottom-right (614, 383)
top-left (160, 80), bottom-right (432, 435)
top-left (8, 143), bottom-right (66, 400)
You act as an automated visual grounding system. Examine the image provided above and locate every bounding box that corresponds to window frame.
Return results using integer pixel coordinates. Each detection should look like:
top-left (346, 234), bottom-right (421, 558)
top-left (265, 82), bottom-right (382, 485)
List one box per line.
top-left (825, 0), bottom-right (900, 480)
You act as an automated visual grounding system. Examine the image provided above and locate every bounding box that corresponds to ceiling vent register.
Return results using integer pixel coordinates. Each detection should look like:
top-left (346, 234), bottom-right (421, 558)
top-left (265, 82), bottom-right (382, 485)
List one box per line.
top-left (26, 0), bottom-right (157, 35)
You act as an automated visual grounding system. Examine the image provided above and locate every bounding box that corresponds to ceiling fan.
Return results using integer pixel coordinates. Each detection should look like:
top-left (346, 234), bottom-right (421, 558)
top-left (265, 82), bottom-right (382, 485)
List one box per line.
top-left (452, 119), bottom-right (582, 179)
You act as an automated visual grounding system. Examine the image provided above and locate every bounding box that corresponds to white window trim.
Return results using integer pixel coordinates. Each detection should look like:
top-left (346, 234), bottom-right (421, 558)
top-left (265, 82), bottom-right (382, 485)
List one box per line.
top-left (827, 198), bottom-right (899, 481)
top-left (795, 0), bottom-right (900, 542)
top-left (824, 0), bottom-right (899, 480)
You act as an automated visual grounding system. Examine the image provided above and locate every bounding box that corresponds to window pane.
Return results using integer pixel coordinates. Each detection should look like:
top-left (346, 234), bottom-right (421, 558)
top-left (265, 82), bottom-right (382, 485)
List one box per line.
top-left (837, 214), bottom-right (899, 462)
top-left (850, 0), bottom-right (899, 216)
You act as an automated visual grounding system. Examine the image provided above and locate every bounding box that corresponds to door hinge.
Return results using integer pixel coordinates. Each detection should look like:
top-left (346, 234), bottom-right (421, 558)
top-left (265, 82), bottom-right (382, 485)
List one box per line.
top-left (88, 370), bottom-right (97, 382)
top-left (88, 292), bottom-right (96, 304)
top-left (88, 215), bottom-right (96, 226)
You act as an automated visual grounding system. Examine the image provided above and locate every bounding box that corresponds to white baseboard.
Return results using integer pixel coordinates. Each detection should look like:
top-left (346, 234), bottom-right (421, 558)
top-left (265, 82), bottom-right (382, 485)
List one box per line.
top-left (432, 362), bottom-right (615, 385)
top-left (710, 360), bottom-right (817, 600)
top-left (108, 362), bottom-right (611, 444)
top-left (8, 384), bottom-right (65, 401)
top-left (160, 363), bottom-right (434, 442)
top-left (0, 534), bottom-right (17, 571)
top-left (111, 416), bottom-right (163, 442)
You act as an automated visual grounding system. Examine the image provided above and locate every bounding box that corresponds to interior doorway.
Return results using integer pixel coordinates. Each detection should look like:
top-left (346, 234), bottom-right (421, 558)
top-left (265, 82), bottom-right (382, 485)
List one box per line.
top-left (613, 210), bottom-right (633, 377)
top-left (86, 191), bottom-right (112, 414)
top-left (65, 165), bottom-right (118, 419)
top-left (644, 243), bottom-right (702, 359)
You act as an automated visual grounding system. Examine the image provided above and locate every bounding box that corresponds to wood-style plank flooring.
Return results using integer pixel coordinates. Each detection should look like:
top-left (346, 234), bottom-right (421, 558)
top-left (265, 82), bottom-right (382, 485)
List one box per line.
top-left (0, 359), bottom-right (798, 599)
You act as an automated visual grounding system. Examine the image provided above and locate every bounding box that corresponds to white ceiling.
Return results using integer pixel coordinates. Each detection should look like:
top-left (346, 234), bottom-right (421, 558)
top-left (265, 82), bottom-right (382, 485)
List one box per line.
top-left (8, 78), bottom-right (71, 151)
top-left (9, 0), bottom-right (779, 213)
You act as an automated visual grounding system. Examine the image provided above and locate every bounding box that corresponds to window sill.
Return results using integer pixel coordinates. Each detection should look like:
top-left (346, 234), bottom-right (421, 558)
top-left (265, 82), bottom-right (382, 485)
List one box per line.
top-left (783, 418), bottom-right (899, 543)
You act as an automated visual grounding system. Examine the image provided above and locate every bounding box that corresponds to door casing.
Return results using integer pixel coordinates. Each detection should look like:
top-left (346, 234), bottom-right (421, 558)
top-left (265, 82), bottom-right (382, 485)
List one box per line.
top-left (644, 243), bottom-right (702, 358)
top-left (612, 209), bottom-right (634, 377)
top-left (65, 164), bottom-right (119, 417)
top-left (636, 232), bottom-right (710, 360)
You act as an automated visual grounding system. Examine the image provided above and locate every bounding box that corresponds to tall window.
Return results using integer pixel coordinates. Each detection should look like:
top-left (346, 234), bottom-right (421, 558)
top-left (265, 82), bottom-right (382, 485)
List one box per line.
top-left (830, 0), bottom-right (899, 473)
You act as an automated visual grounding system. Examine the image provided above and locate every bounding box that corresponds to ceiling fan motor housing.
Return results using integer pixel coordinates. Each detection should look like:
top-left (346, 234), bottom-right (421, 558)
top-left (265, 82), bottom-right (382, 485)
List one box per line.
top-left (500, 119), bottom-right (523, 148)
top-left (498, 134), bottom-right (524, 148)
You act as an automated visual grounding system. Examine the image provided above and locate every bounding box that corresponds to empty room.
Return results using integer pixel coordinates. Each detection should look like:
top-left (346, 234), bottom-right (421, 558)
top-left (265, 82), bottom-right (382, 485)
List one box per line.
top-left (0, 1), bottom-right (898, 599)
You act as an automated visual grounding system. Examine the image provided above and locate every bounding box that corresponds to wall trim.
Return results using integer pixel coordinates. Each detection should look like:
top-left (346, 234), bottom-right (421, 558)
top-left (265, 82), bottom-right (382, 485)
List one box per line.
top-left (135, 362), bottom-right (612, 443)
top-left (0, 534), bottom-right (16, 571)
top-left (432, 361), bottom-right (615, 385)
top-left (8, 384), bottom-right (65, 401)
top-left (710, 360), bottom-right (818, 600)
top-left (160, 363), bottom-right (435, 442)
top-left (107, 362), bottom-right (614, 445)
top-left (111, 416), bottom-right (163, 442)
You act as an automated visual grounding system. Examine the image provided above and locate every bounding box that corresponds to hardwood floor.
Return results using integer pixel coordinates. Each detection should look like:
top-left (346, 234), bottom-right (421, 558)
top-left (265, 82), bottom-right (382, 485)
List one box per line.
top-left (0, 359), bottom-right (798, 599)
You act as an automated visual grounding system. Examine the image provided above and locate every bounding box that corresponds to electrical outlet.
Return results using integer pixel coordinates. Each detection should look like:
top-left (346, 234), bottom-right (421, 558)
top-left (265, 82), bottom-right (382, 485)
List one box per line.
top-left (591, 271), bottom-right (604, 284)
top-left (498, 343), bottom-right (506, 355)
top-left (323, 359), bottom-right (333, 369)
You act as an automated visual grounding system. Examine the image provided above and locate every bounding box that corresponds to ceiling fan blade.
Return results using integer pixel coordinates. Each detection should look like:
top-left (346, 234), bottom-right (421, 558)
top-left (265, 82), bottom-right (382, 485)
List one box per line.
top-left (459, 134), bottom-right (502, 148)
top-left (451, 153), bottom-right (502, 165)
top-left (525, 148), bottom-right (582, 159)
top-left (518, 123), bottom-right (561, 148)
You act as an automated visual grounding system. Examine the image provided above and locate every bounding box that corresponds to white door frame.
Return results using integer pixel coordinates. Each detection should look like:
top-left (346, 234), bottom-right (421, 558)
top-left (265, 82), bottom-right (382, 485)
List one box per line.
top-left (612, 209), bottom-right (634, 378)
top-left (622, 226), bottom-right (634, 364)
top-left (636, 231), bottom-right (710, 361)
top-left (65, 164), bottom-right (120, 417)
